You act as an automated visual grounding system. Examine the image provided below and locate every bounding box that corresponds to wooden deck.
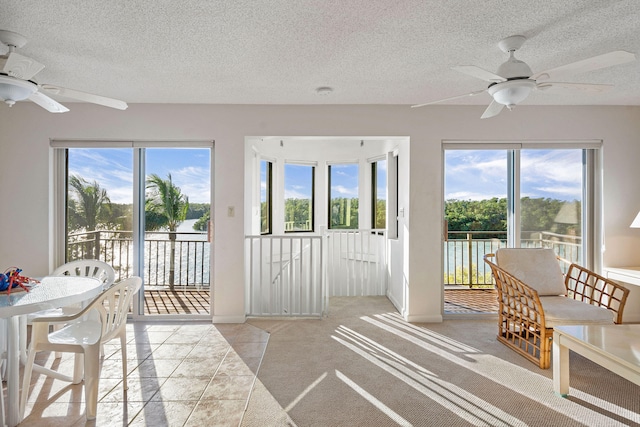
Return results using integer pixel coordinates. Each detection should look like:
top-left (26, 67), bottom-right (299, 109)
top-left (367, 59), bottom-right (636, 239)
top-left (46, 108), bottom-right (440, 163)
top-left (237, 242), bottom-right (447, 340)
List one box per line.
top-left (144, 289), bottom-right (210, 315)
top-left (141, 288), bottom-right (497, 316)
top-left (444, 288), bottom-right (498, 314)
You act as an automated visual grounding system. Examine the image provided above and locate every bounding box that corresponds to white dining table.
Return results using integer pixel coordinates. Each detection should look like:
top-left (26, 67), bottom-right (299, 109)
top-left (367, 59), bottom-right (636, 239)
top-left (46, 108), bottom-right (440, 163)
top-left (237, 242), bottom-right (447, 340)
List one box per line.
top-left (0, 276), bottom-right (103, 427)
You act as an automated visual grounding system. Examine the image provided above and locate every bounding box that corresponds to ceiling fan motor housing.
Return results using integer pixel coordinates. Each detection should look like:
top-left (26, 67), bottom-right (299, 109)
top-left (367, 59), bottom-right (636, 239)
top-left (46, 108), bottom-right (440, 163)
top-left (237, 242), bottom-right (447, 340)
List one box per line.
top-left (497, 56), bottom-right (533, 79)
top-left (491, 52), bottom-right (536, 109)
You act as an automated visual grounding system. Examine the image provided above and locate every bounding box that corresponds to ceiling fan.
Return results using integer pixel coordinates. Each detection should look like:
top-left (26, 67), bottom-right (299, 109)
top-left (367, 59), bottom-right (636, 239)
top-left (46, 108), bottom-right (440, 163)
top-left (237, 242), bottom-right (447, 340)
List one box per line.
top-left (412, 35), bottom-right (636, 119)
top-left (0, 29), bottom-right (127, 112)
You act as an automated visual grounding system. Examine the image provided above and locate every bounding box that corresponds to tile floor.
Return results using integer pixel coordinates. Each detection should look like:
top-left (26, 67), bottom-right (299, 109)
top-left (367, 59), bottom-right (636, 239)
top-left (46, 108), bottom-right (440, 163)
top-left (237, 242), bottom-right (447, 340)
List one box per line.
top-left (15, 321), bottom-right (269, 426)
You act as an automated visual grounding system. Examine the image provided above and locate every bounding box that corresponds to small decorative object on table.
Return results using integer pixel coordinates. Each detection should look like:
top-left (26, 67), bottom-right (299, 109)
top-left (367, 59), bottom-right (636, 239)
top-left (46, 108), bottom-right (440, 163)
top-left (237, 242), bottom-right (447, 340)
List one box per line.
top-left (0, 267), bottom-right (38, 294)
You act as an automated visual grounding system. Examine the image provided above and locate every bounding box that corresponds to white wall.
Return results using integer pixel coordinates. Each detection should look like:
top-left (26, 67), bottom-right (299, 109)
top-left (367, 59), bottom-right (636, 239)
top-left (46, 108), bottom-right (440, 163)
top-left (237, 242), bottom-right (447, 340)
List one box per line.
top-left (1, 103), bottom-right (640, 323)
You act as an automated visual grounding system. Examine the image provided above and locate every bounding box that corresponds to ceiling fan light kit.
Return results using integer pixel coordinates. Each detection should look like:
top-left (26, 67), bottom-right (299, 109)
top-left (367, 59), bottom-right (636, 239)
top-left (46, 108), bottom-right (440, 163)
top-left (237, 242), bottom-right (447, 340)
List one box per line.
top-left (488, 79), bottom-right (536, 109)
top-left (0, 74), bottom-right (36, 106)
top-left (0, 29), bottom-right (128, 112)
top-left (412, 34), bottom-right (636, 118)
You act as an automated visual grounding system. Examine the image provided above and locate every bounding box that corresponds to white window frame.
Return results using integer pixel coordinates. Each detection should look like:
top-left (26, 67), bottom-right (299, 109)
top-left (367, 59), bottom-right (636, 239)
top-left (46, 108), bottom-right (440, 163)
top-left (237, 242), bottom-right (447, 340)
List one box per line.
top-left (442, 140), bottom-right (602, 270)
top-left (51, 139), bottom-right (214, 319)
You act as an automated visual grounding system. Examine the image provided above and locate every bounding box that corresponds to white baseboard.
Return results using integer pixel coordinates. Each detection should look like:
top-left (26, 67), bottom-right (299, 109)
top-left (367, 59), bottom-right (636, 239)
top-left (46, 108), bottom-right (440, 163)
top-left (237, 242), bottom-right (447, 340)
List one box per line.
top-left (212, 315), bottom-right (246, 323)
top-left (404, 314), bottom-right (443, 323)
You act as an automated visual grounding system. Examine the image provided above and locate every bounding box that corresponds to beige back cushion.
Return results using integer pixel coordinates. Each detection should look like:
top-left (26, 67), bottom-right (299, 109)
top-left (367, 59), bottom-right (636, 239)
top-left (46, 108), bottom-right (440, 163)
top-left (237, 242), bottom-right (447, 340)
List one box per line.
top-left (495, 248), bottom-right (566, 296)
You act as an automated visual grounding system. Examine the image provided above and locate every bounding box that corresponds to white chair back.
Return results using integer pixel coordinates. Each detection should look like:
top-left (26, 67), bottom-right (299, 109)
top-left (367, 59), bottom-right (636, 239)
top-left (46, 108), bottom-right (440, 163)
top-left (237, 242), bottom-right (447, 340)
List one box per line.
top-left (52, 259), bottom-right (116, 289)
top-left (94, 277), bottom-right (142, 343)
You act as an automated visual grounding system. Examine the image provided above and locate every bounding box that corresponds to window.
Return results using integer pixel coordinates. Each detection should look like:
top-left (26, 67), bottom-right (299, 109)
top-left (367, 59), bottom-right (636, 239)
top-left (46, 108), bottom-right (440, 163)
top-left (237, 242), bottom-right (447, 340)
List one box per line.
top-left (443, 144), bottom-right (599, 287)
top-left (519, 149), bottom-right (584, 261)
top-left (284, 163), bottom-right (314, 232)
top-left (328, 163), bottom-right (359, 229)
top-left (58, 143), bottom-right (212, 317)
top-left (387, 153), bottom-right (399, 239)
top-left (260, 160), bottom-right (272, 234)
top-left (371, 159), bottom-right (387, 229)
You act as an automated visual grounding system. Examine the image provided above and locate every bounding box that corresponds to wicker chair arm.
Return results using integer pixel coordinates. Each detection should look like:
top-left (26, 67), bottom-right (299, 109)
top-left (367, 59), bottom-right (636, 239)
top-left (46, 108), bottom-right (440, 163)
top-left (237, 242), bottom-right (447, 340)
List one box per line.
top-left (484, 255), bottom-right (546, 328)
top-left (564, 263), bottom-right (629, 323)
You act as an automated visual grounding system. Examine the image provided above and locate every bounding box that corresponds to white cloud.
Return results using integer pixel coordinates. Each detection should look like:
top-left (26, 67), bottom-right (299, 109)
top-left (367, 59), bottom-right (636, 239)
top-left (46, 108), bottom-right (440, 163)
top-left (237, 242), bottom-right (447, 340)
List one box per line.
top-left (170, 166), bottom-right (211, 203)
top-left (332, 185), bottom-right (357, 197)
top-left (285, 189), bottom-right (310, 199)
top-left (445, 149), bottom-right (583, 202)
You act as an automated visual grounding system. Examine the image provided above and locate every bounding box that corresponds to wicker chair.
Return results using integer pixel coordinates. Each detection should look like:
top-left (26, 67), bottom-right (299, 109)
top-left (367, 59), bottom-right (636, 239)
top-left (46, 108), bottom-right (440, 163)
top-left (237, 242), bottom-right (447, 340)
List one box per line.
top-left (484, 248), bottom-right (629, 369)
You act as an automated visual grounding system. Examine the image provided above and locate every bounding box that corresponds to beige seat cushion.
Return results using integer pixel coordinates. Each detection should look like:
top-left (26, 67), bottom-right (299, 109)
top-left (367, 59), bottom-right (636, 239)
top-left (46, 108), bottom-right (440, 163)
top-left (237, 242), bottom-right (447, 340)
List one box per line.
top-left (495, 248), bottom-right (566, 296)
top-left (540, 296), bottom-right (615, 327)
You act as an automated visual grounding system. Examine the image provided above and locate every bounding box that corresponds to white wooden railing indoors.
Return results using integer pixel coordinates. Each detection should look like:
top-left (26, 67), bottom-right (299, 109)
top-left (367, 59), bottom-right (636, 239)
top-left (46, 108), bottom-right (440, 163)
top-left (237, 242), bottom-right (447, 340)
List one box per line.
top-left (245, 229), bottom-right (388, 318)
top-left (324, 229), bottom-right (388, 297)
top-left (245, 235), bottom-right (324, 317)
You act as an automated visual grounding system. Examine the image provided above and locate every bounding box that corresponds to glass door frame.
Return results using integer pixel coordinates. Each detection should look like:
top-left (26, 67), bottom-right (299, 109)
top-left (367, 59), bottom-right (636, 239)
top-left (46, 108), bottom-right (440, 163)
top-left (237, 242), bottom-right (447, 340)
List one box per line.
top-left (442, 140), bottom-right (602, 271)
top-left (52, 140), bottom-right (215, 320)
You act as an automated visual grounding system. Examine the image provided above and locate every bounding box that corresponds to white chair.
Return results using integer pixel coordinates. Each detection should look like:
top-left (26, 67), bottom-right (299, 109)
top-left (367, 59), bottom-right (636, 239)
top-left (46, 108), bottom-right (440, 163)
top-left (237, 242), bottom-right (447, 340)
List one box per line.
top-left (20, 259), bottom-right (117, 360)
top-left (20, 276), bottom-right (142, 421)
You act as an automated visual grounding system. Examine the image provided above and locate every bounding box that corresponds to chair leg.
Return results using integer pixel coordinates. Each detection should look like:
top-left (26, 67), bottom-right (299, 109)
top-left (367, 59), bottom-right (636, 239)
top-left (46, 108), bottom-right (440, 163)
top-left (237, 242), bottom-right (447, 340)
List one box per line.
top-left (83, 344), bottom-right (101, 420)
top-left (19, 315), bottom-right (28, 362)
top-left (72, 353), bottom-right (84, 384)
top-left (0, 353), bottom-right (5, 427)
top-left (53, 323), bottom-right (63, 359)
top-left (120, 333), bottom-right (128, 391)
top-left (19, 343), bottom-right (38, 420)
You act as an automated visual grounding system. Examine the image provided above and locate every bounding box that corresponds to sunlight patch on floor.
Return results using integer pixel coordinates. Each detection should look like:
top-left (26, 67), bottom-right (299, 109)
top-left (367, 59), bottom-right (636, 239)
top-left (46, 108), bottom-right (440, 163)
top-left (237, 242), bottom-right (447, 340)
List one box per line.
top-left (332, 325), bottom-right (526, 427)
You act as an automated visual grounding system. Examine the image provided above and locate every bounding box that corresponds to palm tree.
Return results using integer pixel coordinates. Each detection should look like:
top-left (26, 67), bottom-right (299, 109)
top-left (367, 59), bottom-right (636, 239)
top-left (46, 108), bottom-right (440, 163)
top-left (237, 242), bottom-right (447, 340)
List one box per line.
top-left (68, 175), bottom-right (111, 259)
top-left (145, 173), bottom-right (189, 289)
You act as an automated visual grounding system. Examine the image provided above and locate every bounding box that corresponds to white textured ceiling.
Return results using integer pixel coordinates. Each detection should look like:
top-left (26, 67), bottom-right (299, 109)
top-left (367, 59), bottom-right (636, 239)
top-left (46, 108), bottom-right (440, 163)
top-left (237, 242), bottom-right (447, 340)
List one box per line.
top-left (1, 0), bottom-right (639, 107)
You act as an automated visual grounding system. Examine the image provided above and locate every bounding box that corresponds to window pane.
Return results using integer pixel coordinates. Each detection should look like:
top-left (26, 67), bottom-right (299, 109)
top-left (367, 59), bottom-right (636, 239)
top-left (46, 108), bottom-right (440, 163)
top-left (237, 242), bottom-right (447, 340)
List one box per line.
top-left (372, 160), bottom-right (387, 229)
top-left (260, 160), bottom-right (272, 234)
top-left (66, 148), bottom-right (133, 281)
top-left (520, 149), bottom-right (582, 263)
top-left (329, 164), bottom-right (359, 229)
top-left (444, 150), bottom-right (507, 286)
top-left (145, 148), bottom-right (211, 293)
top-left (284, 164), bottom-right (314, 232)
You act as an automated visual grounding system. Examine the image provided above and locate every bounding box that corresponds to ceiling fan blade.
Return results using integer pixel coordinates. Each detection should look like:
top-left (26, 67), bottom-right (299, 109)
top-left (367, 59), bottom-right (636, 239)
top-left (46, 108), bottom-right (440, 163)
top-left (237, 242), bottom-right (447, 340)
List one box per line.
top-left (480, 100), bottom-right (505, 119)
top-left (532, 50), bottom-right (636, 81)
top-left (411, 89), bottom-right (486, 108)
top-left (2, 52), bottom-right (45, 80)
top-left (40, 84), bottom-right (128, 110)
top-left (29, 91), bottom-right (69, 113)
top-left (452, 65), bottom-right (506, 82)
top-left (537, 82), bottom-right (614, 93)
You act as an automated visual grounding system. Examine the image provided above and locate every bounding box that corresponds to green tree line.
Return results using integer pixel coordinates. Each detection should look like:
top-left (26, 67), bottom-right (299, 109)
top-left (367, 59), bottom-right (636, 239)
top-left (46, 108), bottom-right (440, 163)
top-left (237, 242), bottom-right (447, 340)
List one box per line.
top-left (262, 198), bottom-right (386, 230)
top-left (445, 197), bottom-right (581, 237)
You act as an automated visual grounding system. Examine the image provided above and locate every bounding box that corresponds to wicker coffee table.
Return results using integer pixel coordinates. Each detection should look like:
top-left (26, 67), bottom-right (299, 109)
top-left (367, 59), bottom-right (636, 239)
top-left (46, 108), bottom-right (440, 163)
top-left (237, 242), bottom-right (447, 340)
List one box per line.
top-left (553, 324), bottom-right (640, 397)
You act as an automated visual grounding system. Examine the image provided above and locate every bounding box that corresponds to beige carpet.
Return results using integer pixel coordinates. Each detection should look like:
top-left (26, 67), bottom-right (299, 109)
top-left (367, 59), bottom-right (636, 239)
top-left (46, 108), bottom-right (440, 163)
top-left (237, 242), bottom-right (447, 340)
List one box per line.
top-left (241, 296), bottom-right (640, 427)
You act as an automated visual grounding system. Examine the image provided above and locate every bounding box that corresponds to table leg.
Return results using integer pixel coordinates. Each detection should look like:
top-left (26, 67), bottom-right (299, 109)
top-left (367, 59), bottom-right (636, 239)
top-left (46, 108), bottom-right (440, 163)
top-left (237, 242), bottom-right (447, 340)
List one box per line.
top-left (553, 335), bottom-right (570, 397)
top-left (6, 316), bottom-right (20, 426)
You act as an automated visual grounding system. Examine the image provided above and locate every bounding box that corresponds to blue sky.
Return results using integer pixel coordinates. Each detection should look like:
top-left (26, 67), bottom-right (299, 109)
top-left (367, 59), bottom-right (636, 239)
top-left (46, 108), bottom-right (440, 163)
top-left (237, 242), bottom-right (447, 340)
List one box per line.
top-left (68, 148), bottom-right (211, 204)
top-left (445, 149), bottom-right (582, 202)
top-left (70, 148), bottom-right (577, 207)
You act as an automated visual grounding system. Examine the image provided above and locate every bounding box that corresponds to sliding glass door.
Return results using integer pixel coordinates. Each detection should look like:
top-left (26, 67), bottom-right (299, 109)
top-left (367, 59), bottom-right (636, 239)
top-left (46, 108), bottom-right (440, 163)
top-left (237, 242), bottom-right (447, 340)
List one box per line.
top-left (443, 144), bottom-right (597, 287)
top-left (519, 149), bottom-right (584, 262)
top-left (143, 148), bottom-right (211, 316)
top-left (62, 144), bottom-right (212, 318)
top-left (444, 150), bottom-right (507, 286)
